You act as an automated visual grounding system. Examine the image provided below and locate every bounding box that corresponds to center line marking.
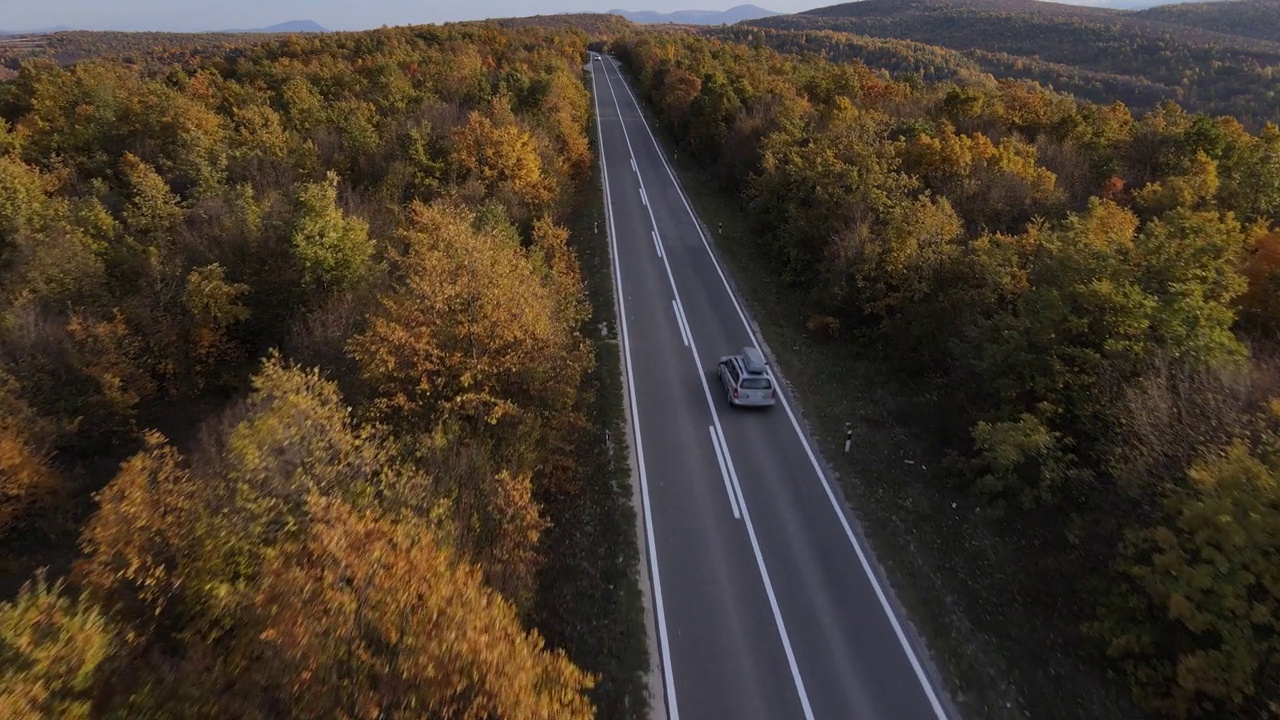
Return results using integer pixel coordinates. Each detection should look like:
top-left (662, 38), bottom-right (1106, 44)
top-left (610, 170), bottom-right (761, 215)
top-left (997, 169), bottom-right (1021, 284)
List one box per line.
top-left (714, 421), bottom-right (748, 512)
top-left (672, 297), bottom-right (692, 345)
top-left (708, 426), bottom-right (741, 519)
top-left (672, 300), bottom-right (690, 346)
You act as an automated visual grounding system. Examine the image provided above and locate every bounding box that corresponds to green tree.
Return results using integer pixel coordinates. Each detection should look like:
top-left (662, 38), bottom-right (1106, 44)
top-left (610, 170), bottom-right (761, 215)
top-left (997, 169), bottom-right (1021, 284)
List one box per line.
top-left (749, 96), bottom-right (915, 300)
top-left (289, 171), bottom-right (374, 292)
top-left (1130, 208), bottom-right (1248, 366)
top-left (0, 155), bottom-right (49, 264)
top-left (119, 152), bottom-right (185, 242)
top-left (0, 155), bottom-right (105, 309)
top-left (1216, 122), bottom-right (1280, 227)
top-left (1097, 426), bottom-right (1280, 719)
top-left (1132, 151), bottom-right (1220, 218)
top-left (0, 118), bottom-right (16, 155)
top-left (0, 571), bottom-right (116, 720)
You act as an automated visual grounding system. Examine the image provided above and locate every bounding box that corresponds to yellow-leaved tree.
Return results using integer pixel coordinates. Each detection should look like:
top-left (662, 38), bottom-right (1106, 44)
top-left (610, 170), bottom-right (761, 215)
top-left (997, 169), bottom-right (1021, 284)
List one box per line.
top-left (449, 105), bottom-right (554, 222)
top-left (351, 200), bottom-right (589, 434)
top-left (75, 356), bottom-right (594, 717)
top-left (0, 571), bottom-right (116, 720)
top-left (349, 199), bottom-right (590, 608)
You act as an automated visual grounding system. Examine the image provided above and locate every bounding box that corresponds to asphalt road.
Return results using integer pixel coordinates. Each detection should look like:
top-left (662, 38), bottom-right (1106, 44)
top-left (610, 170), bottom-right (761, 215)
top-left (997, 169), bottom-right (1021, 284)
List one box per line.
top-left (588, 53), bottom-right (955, 720)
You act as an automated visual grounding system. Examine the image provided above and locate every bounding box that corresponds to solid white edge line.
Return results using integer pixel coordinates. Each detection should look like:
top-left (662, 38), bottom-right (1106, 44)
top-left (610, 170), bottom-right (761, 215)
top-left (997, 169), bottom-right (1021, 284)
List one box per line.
top-left (612, 62), bottom-right (951, 720)
top-left (708, 425), bottom-right (742, 519)
top-left (593, 63), bottom-right (680, 720)
top-left (672, 300), bottom-right (690, 347)
top-left (601, 63), bottom-right (816, 720)
top-left (640, 185), bottom-right (648, 206)
top-left (653, 229), bottom-right (663, 258)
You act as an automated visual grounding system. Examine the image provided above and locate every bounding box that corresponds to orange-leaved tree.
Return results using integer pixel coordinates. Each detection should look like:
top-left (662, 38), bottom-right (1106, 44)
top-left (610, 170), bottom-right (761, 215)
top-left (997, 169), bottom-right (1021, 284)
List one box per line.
top-left (0, 371), bottom-right (65, 543)
top-left (246, 495), bottom-right (595, 720)
top-left (75, 355), bottom-right (592, 716)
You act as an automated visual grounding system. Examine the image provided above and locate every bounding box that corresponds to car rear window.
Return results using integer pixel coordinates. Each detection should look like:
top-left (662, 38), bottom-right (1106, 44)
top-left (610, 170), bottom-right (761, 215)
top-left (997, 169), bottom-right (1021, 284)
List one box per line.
top-left (741, 377), bottom-right (772, 390)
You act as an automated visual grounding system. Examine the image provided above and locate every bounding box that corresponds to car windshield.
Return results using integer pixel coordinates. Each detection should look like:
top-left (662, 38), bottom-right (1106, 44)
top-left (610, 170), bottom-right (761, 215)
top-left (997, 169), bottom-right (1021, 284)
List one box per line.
top-left (741, 377), bottom-right (771, 390)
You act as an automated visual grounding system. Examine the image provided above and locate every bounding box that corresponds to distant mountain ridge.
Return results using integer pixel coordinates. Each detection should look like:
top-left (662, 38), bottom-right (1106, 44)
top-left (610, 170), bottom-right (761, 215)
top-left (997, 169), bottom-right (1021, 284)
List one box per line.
top-left (0, 26), bottom-right (73, 36)
top-left (214, 20), bottom-right (329, 34)
top-left (0, 20), bottom-right (326, 35)
top-left (605, 4), bottom-right (779, 25)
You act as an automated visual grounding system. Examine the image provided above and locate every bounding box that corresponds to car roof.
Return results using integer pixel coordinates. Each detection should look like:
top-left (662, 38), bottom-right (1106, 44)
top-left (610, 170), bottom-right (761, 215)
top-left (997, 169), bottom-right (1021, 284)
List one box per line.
top-left (741, 347), bottom-right (767, 374)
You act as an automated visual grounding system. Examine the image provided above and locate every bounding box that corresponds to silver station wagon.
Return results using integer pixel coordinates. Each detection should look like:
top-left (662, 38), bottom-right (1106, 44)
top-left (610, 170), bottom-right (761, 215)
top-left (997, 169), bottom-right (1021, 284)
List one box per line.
top-left (717, 346), bottom-right (776, 408)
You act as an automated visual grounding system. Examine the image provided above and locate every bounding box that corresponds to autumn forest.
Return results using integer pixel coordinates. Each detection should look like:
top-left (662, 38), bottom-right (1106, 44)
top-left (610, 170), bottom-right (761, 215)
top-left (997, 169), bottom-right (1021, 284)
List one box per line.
top-left (2, 2), bottom-right (1280, 719)
top-left (1, 22), bottom-right (644, 719)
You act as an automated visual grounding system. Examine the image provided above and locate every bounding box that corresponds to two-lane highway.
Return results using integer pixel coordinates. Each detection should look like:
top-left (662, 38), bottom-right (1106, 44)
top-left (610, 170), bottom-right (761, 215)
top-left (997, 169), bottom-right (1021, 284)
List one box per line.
top-left (589, 53), bottom-right (955, 720)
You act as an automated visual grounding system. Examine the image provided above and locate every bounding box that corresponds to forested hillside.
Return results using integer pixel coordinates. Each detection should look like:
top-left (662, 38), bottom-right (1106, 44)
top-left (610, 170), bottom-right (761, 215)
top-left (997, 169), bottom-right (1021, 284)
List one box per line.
top-left (489, 13), bottom-right (634, 35)
top-left (0, 14), bottom-right (637, 74)
top-left (741, 0), bottom-right (1280, 129)
top-left (1138, 0), bottom-right (1280, 44)
top-left (0, 30), bottom-right (309, 70)
top-left (0, 23), bottom-right (646, 718)
top-left (610, 31), bottom-right (1280, 719)
top-left (712, 24), bottom-right (1178, 112)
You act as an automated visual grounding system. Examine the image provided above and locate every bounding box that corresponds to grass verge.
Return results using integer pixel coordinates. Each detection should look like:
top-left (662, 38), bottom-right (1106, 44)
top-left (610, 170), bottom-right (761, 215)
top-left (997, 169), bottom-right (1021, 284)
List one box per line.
top-left (533, 123), bottom-right (650, 720)
top-left (617, 97), bottom-right (1146, 720)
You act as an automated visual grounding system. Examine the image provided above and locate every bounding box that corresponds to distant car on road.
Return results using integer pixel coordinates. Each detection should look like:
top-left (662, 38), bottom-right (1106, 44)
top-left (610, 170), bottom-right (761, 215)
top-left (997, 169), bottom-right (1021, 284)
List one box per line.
top-left (717, 347), bottom-right (776, 408)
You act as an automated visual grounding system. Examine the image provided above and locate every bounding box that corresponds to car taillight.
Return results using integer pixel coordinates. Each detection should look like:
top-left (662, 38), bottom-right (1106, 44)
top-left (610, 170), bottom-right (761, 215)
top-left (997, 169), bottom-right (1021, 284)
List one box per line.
top-left (732, 388), bottom-right (739, 398)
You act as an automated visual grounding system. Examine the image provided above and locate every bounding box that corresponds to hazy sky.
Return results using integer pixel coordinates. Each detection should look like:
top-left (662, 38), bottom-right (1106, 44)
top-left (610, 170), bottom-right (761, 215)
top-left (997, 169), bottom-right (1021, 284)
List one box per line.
top-left (1, 0), bottom-right (832, 32)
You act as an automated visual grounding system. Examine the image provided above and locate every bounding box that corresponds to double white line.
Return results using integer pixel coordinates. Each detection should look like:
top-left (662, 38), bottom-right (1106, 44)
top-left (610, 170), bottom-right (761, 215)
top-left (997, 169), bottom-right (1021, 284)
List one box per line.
top-left (670, 299), bottom-right (689, 345)
top-left (708, 424), bottom-right (742, 519)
